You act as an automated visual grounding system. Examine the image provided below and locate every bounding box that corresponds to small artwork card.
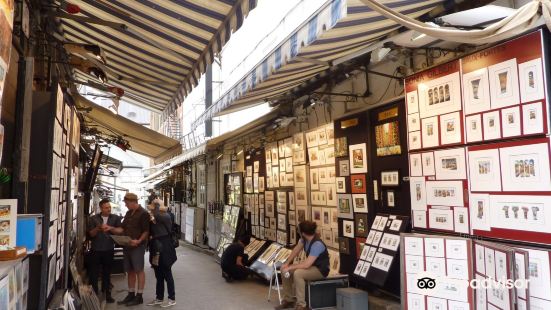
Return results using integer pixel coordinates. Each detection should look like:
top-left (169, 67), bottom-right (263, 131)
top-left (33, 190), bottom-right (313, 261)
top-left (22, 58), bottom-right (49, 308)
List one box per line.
top-left (488, 58), bottom-right (520, 109)
top-left (349, 144), bottom-right (368, 174)
top-left (466, 114), bottom-right (483, 143)
top-left (421, 116), bottom-right (439, 148)
top-left (439, 111), bottom-right (462, 145)
top-left (336, 177), bottom-right (347, 193)
top-left (501, 106), bottom-right (521, 138)
top-left (338, 159), bottom-right (350, 177)
top-left (350, 174), bottom-right (367, 193)
top-left (483, 110), bottom-right (502, 141)
top-left (342, 220), bottom-right (355, 238)
top-left (410, 153), bottom-right (423, 177)
top-left (352, 194), bottom-right (368, 213)
top-left (409, 131), bottom-right (421, 150)
top-left (408, 113), bottom-right (421, 132)
top-left (381, 170), bottom-right (399, 186)
top-left (337, 194), bottom-right (353, 219)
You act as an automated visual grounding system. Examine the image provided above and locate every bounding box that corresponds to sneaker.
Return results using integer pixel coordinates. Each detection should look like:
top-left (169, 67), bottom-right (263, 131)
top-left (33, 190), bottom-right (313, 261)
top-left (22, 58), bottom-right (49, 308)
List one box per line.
top-left (161, 300), bottom-right (176, 308)
top-left (147, 299), bottom-right (163, 306)
top-left (118, 293), bottom-right (135, 305)
top-left (274, 300), bottom-right (295, 310)
top-left (126, 295), bottom-right (144, 306)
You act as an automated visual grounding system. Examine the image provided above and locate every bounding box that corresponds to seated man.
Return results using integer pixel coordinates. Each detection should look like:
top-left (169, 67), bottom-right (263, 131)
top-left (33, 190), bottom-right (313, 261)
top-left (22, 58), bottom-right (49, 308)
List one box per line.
top-left (220, 235), bottom-right (251, 281)
top-left (276, 221), bottom-right (330, 310)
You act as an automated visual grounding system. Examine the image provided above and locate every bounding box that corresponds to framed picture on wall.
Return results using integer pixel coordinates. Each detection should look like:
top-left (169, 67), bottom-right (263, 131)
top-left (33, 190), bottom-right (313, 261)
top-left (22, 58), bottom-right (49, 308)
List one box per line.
top-left (308, 147), bottom-right (320, 166)
top-left (439, 111), bottom-right (462, 145)
top-left (426, 180), bottom-right (464, 207)
top-left (408, 131), bottom-right (421, 150)
top-left (468, 148), bottom-right (502, 192)
top-left (352, 194), bottom-right (368, 213)
top-left (375, 121), bottom-right (402, 157)
top-left (295, 188), bottom-right (308, 206)
top-left (294, 165), bottom-right (307, 188)
top-left (321, 183), bottom-right (337, 207)
top-left (337, 194), bottom-right (353, 219)
top-left (522, 102), bottom-right (544, 135)
top-left (499, 142), bottom-right (551, 192)
top-left (342, 220), bottom-right (355, 238)
top-left (317, 128), bottom-right (328, 146)
top-left (350, 174), bottom-right (367, 193)
top-left (386, 191), bottom-right (396, 207)
top-left (434, 147), bottom-right (467, 180)
top-left (312, 207), bottom-right (323, 227)
top-left (381, 171), bottom-right (399, 186)
top-left (421, 116), bottom-right (439, 148)
top-left (310, 168), bottom-right (319, 190)
top-left (407, 90), bottom-right (419, 114)
top-left (306, 131), bottom-right (319, 148)
top-left (501, 106), bottom-right (521, 138)
top-left (355, 214), bottom-right (368, 238)
top-left (349, 144), bottom-right (368, 174)
top-left (408, 113), bottom-right (420, 132)
top-left (462, 67), bottom-right (491, 115)
top-left (488, 58), bottom-right (520, 109)
top-left (338, 159), bottom-right (350, 177)
top-left (410, 153), bottom-right (422, 177)
top-left (519, 58), bottom-right (545, 103)
top-left (418, 71), bottom-right (462, 118)
top-left (422, 152), bottom-right (436, 176)
top-left (466, 114), bottom-right (483, 143)
top-left (336, 177), bottom-right (347, 193)
top-left (483, 110), bottom-right (502, 141)
top-left (335, 137), bottom-right (348, 157)
top-left (296, 205), bottom-right (308, 223)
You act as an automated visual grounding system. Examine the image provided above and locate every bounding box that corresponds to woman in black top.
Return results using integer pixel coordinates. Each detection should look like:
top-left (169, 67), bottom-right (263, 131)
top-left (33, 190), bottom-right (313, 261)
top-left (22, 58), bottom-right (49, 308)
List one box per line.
top-left (147, 200), bottom-right (177, 307)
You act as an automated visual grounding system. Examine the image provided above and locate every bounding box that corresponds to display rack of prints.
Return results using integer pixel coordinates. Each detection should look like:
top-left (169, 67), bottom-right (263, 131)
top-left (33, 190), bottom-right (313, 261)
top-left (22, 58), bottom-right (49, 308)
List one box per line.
top-left (353, 214), bottom-right (409, 286)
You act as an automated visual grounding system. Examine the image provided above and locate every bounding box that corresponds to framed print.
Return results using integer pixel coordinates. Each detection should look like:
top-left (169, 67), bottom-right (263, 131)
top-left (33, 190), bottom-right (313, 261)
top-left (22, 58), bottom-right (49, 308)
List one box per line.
top-left (352, 194), bottom-right (368, 213)
top-left (308, 147), bottom-right (320, 166)
top-left (380, 233), bottom-right (400, 251)
top-left (310, 168), bottom-right (319, 190)
top-left (293, 150), bottom-right (306, 164)
top-left (439, 111), bottom-right (462, 145)
top-left (295, 188), bottom-right (308, 206)
top-left (372, 252), bottom-right (393, 272)
top-left (381, 170), bottom-right (399, 186)
top-left (408, 131), bottom-right (421, 150)
top-left (330, 209), bottom-right (338, 229)
top-left (322, 208), bottom-right (331, 228)
top-left (319, 168), bottom-right (332, 184)
top-left (389, 219), bottom-right (403, 231)
top-left (418, 71), bottom-right (462, 118)
top-left (360, 245), bottom-right (370, 260)
top-left (466, 114), bottom-right (483, 143)
top-left (285, 157), bottom-right (293, 172)
top-left (326, 125), bottom-right (335, 145)
top-left (338, 159), bottom-right (350, 177)
top-left (277, 213), bottom-right (287, 230)
top-left (421, 152), bottom-right (435, 176)
top-left (245, 177), bottom-right (253, 194)
top-left (265, 191), bottom-right (275, 201)
top-left (386, 191), bottom-right (395, 207)
top-left (375, 121), bottom-right (402, 156)
top-left (337, 194), bottom-right (353, 219)
top-left (322, 229), bottom-right (333, 246)
top-left (312, 207), bottom-right (322, 227)
top-left (288, 192), bottom-right (295, 210)
top-left (335, 137), bottom-right (348, 157)
top-left (296, 205), bottom-right (308, 223)
top-left (424, 238), bottom-right (445, 257)
top-left (288, 209), bottom-right (296, 226)
top-left (407, 90), bottom-right (419, 114)
top-left (408, 113), bottom-right (420, 132)
top-left (339, 237), bottom-right (350, 254)
top-left (289, 225), bottom-right (297, 244)
top-left (324, 147), bottom-right (335, 165)
top-left (463, 67), bottom-right (491, 115)
top-left (271, 144), bottom-right (279, 164)
top-left (468, 148), bottom-right (502, 192)
top-left (421, 116), bottom-right (439, 148)
top-left (246, 165), bottom-right (253, 177)
top-left (522, 101), bottom-right (544, 135)
top-left (259, 177), bottom-right (265, 193)
top-left (279, 172), bottom-right (286, 187)
top-left (349, 143), bottom-right (367, 174)
top-left (265, 147), bottom-right (272, 164)
top-left (272, 167), bottom-right (280, 188)
top-left (425, 256), bottom-right (446, 277)
top-left (277, 190), bottom-right (287, 205)
top-left (293, 165), bottom-right (307, 188)
top-left (293, 132), bottom-right (305, 152)
top-left (342, 220), bottom-right (355, 238)
top-left (434, 147), bottom-right (467, 180)
top-left (470, 193), bottom-right (491, 231)
top-left (501, 106), bottom-right (521, 138)
top-left (253, 174), bottom-right (259, 193)
top-left (409, 153), bottom-right (422, 177)
top-left (254, 161), bottom-right (260, 173)
top-left (350, 174), bottom-right (366, 193)
top-left (265, 201), bottom-right (275, 218)
top-left (488, 58), bottom-right (520, 109)
top-left (321, 183), bottom-right (337, 207)
top-left (317, 128), bottom-right (328, 146)
top-left (428, 207), bottom-right (454, 231)
top-left (278, 140), bottom-right (286, 158)
top-left (332, 229), bottom-right (339, 248)
top-left (306, 131), bottom-right (318, 148)
top-left (285, 137), bottom-right (293, 158)
top-left (366, 230), bottom-right (376, 245)
top-left (483, 110), bottom-right (501, 140)
top-left (336, 177), bottom-right (346, 193)
top-left (499, 142), bottom-right (551, 192)
top-left (489, 194), bottom-right (551, 233)
top-left (426, 180), bottom-right (464, 207)
top-left (519, 58), bottom-right (544, 103)
top-left (404, 237), bottom-right (424, 256)
top-left (405, 255), bottom-right (424, 275)
top-left (409, 177), bottom-right (427, 211)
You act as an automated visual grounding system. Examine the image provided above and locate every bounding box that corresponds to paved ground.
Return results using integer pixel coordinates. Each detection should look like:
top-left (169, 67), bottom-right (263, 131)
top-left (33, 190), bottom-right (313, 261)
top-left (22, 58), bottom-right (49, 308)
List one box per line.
top-left (106, 244), bottom-right (280, 310)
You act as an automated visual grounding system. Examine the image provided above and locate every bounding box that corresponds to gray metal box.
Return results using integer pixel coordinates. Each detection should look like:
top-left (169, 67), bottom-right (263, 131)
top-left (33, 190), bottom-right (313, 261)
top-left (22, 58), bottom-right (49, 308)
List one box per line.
top-left (336, 287), bottom-right (368, 310)
top-left (306, 275), bottom-right (349, 309)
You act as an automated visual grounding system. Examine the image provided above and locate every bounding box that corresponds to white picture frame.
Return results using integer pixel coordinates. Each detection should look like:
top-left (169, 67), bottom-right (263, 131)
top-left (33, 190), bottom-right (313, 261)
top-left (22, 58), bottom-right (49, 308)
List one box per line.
top-left (295, 188), bottom-right (308, 207)
top-left (409, 131), bottom-right (421, 150)
top-left (501, 106), bottom-right (521, 138)
top-left (306, 130), bottom-right (319, 148)
top-left (466, 114), bottom-right (483, 143)
top-left (404, 237), bottom-right (424, 256)
top-left (336, 177), bottom-right (346, 193)
top-left (463, 67), bottom-right (491, 115)
top-left (454, 207), bottom-right (469, 234)
top-left (424, 237), bottom-right (445, 257)
top-left (434, 147), bottom-right (467, 180)
top-left (446, 239), bottom-right (468, 260)
top-left (412, 211), bottom-right (427, 229)
top-left (428, 207), bottom-right (454, 231)
top-left (410, 153), bottom-right (423, 177)
top-left (407, 90), bottom-right (419, 114)
top-left (499, 142), bottom-right (551, 192)
top-left (409, 177), bottom-right (427, 210)
top-left (349, 143), bottom-right (368, 174)
top-left (421, 152), bottom-right (435, 176)
top-left (408, 113), bottom-right (421, 132)
top-left (483, 110), bottom-right (502, 141)
top-left (470, 193), bottom-right (491, 231)
top-left (342, 220), bottom-right (354, 238)
top-left (522, 101), bottom-right (545, 135)
top-left (421, 116), bottom-right (439, 149)
top-left (418, 71), bottom-right (462, 119)
top-left (489, 194), bottom-right (551, 233)
top-left (308, 147), bottom-right (320, 167)
top-left (488, 58), bottom-right (520, 109)
top-left (309, 168), bottom-right (319, 190)
top-left (426, 180), bottom-right (464, 207)
top-left (439, 111), bottom-right (462, 145)
top-left (519, 58), bottom-right (545, 103)
top-left (352, 194), bottom-right (368, 213)
top-left (293, 165), bottom-right (307, 188)
top-left (468, 148), bottom-right (502, 192)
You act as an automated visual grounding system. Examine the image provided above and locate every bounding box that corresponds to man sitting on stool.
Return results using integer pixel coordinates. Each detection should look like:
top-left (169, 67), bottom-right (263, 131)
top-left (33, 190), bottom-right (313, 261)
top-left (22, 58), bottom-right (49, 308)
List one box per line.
top-left (276, 221), bottom-right (330, 310)
top-left (221, 235), bottom-right (251, 282)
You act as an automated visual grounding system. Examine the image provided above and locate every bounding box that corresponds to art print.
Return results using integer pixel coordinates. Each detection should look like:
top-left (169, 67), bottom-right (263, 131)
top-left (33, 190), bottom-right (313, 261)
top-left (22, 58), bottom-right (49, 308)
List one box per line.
top-left (381, 171), bottom-right (399, 186)
top-left (434, 147), bottom-right (467, 180)
top-left (308, 147), bottom-right (320, 167)
top-left (324, 147), bottom-right (335, 165)
top-left (522, 101), bottom-right (544, 135)
top-left (375, 121), bottom-right (401, 156)
top-left (426, 180), bottom-right (464, 207)
top-left (428, 207), bottom-right (454, 231)
top-left (501, 106), bottom-right (521, 138)
top-left (454, 207), bottom-right (469, 234)
top-left (321, 183), bottom-right (337, 207)
top-left (421, 116), bottom-right (439, 148)
top-left (337, 194), bottom-right (353, 219)
top-left (408, 131), bottom-right (421, 150)
top-left (317, 128), bottom-right (328, 146)
top-left (372, 252), bottom-right (393, 272)
top-left (466, 114), bottom-right (483, 143)
top-left (335, 137), bottom-right (348, 157)
top-left (386, 191), bottom-right (395, 207)
top-left (421, 152), bottom-right (435, 176)
top-left (342, 220), bottom-right (354, 238)
top-left (409, 153), bottom-right (422, 177)
top-left (306, 130), bottom-right (319, 148)
top-left (418, 71), bottom-right (462, 118)
top-left (326, 125), bottom-right (335, 144)
top-left (277, 213), bottom-right (287, 231)
top-left (519, 58), bottom-right (544, 103)
top-left (380, 233), bottom-right (400, 251)
top-left (500, 142), bottom-right (551, 192)
top-left (295, 188), bottom-right (308, 206)
top-left (338, 159), bottom-right (350, 177)
top-left (405, 255), bottom-right (424, 274)
top-left (258, 177), bottom-right (265, 193)
top-left (330, 209), bottom-right (338, 229)
top-left (409, 177), bottom-right (427, 210)
top-left (489, 59), bottom-right (520, 109)
top-left (336, 177), bottom-right (346, 193)
top-left (293, 165), bottom-right (307, 188)
top-left (296, 205), bottom-right (308, 223)
top-left (310, 168), bottom-right (319, 190)
top-left (468, 148), bottom-right (501, 192)
top-left (404, 237), bottom-right (424, 256)
top-left (439, 111), bottom-right (462, 145)
top-left (352, 194), bottom-right (368, 213)
top-left (350, 174), bottom-right (366, 193)
top-left (349, 144), bottom-right (367, 174)
top-left (426, 256), bottom-right (446, 277)
top-left (463, 67), bottom-right (491, 115)
top-left (272, 167), bottom-right (280, 188)
top-left (424, 238), bottom-right (445, 257)
top-left (339, 237), bottom-right (350, 254)
top-left (285, 157), bottom-right (293, 173)
top-left (407, 90), bottom-right (419, 114)
top-left (389, 219), bottom-right (402, 231)
top-left (413, 211), bottom-right (427, 229)
top-left (312, 207), bottom-right (322, 227)
top-left (490, 195), bottom-right (551, 233)
top-left (483, 110), bottom-right (501, 140)
top-left (408, 113), bottom-right (420, 132)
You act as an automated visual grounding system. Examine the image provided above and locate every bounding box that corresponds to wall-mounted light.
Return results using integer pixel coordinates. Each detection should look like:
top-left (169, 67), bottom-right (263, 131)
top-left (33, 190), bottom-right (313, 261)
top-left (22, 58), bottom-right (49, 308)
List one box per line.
top-left (216, 153), bottom-right (223, 160)
top-left (236, 149), bottom-right (243, 156)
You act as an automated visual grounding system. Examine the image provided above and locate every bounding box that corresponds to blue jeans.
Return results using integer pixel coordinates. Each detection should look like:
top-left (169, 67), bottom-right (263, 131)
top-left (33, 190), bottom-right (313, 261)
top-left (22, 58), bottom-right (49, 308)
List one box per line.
top-left (153, 264), bottom-right (175, 300)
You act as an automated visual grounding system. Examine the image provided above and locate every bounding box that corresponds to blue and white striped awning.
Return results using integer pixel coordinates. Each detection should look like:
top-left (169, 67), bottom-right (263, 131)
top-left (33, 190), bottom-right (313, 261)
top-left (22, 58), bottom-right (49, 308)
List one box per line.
top-left (62, 0), bottom-right (257, 113)
top-left (192, 0), bottom-right (444, 129)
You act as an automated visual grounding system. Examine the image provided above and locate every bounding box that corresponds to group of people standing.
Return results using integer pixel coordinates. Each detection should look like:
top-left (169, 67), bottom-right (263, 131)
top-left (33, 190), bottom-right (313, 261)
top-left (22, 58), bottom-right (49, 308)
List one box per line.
top-left (86, 192), bottom-right (177, 307)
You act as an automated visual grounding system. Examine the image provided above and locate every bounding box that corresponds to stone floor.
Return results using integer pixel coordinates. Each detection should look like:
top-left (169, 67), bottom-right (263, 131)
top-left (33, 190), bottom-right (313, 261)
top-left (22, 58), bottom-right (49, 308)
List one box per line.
top-left (106, 244), bottom-right (281, 310)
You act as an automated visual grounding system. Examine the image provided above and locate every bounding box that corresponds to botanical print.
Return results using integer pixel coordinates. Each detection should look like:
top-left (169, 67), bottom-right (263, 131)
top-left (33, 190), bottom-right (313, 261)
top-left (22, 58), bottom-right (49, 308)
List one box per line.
top-left (375, 121), bottom-right (401, 156)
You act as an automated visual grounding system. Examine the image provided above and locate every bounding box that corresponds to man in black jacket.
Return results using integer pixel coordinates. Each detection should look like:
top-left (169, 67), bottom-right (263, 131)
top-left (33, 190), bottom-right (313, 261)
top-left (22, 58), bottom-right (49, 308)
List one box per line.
top-left (87, 198), bottom-right (121, 303)
top-left (221, 235), bottom-right (251, 281)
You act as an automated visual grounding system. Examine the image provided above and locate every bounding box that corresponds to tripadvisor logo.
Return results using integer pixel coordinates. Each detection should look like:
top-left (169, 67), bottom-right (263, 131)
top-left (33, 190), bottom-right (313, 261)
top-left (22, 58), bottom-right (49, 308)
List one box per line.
top-left (417, 277), bottom-right (436, 289)
top-left (415, 274), bottom-right (529, 290)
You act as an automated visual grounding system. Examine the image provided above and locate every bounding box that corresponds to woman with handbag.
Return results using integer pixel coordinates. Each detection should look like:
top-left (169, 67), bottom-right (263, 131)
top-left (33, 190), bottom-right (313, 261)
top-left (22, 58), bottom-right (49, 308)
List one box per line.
top-left (147, 199), bottom-right (178, 308)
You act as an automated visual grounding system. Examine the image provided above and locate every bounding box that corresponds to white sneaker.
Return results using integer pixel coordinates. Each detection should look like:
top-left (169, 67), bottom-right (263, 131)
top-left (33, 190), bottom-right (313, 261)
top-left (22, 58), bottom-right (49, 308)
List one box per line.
top-left (147, 299), bottom-right (163, 306)
top-left (161, 300), bottom-right (176, 308)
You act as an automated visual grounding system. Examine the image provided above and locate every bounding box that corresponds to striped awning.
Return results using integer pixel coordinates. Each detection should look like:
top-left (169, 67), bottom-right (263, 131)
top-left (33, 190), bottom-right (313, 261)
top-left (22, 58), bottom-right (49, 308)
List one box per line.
top-left (61, 0), bottom-right (257, 113)
top-left (192, 0), bottom-right (444, 129)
